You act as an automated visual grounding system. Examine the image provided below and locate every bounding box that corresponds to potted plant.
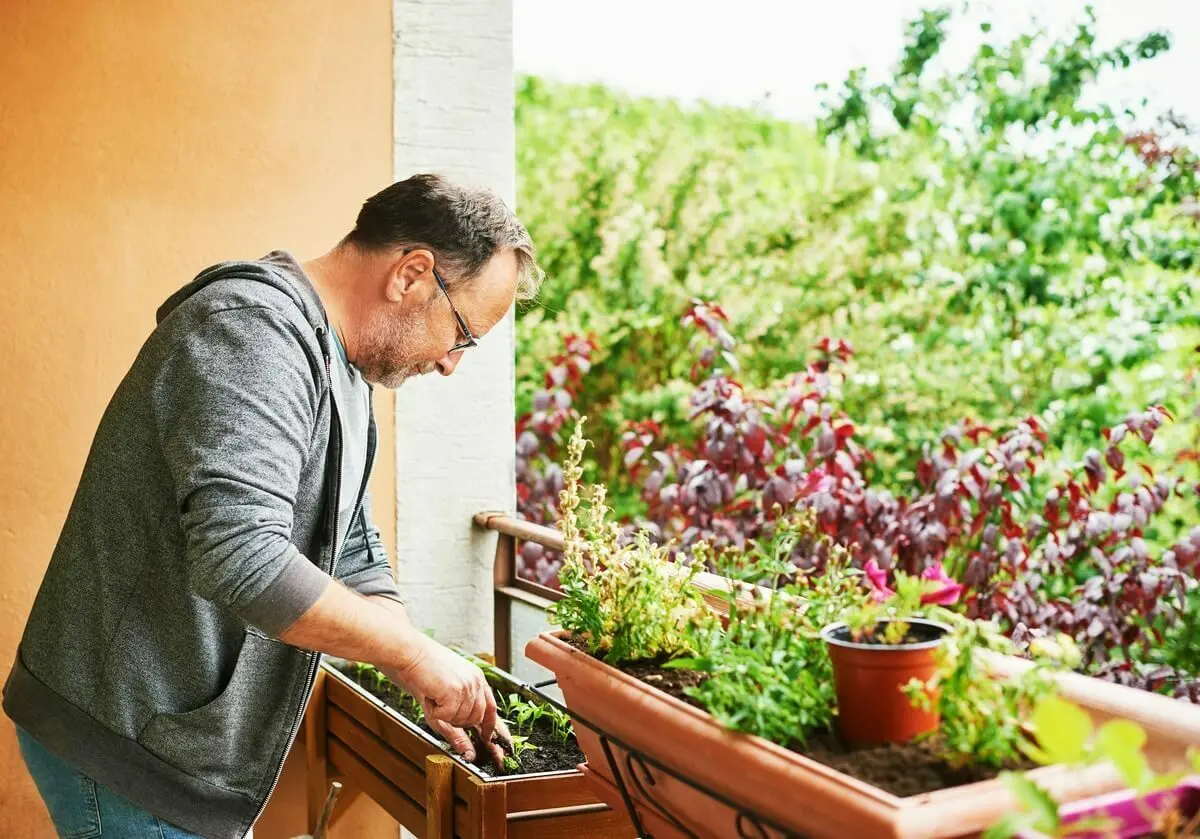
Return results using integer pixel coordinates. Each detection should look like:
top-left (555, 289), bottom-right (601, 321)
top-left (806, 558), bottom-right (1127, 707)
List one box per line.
top-left (820, 559), bottom-right (967, 744)
top-left (986, 696), bottom-right (1200, 839)
top-left (526, 421), bottom-right (1128, 839)
top-left (312, 653), bottom-right (632, 838)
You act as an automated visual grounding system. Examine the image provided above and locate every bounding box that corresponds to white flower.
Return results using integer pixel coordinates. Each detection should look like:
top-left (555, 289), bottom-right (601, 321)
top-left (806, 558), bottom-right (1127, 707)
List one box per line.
top-left (1140, 364), bottom-right (1165, 381)
top-left (1099, 213), bottom-right (1119, 242)
top-left (1008, 239), bottom-right (1028, 257)
top-left (890, 333), bottom-right (915, 352)
top-left (1082, 254), bottom-right (1108, 276)
top-left (902, 250), bottom-right (922, 269)
top-left (1107, 197), bottom-right (1135, 218)
top-left (997, 71), bottom-right (1021, 94)
top-left (1025, 62), bottom-right (1051, 87)
top-left (1040, 198), bottom-right (1058, 214)
top-left (936, 215), bottom-right (959, 247)
top-left (968, 232), bottom-right (991, 253)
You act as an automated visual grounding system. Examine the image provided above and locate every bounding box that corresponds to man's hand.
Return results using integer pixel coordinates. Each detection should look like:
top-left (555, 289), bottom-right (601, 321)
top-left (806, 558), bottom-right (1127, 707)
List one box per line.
top-left (382, 634), bottom-right (512, 765)
top-left (426, 715), bottom-right (515, 770)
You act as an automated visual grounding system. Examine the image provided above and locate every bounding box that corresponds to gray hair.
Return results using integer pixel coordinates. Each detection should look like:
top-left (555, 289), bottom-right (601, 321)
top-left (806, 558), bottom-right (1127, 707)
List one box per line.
top-left (344, 173), bottom-right (543, 301)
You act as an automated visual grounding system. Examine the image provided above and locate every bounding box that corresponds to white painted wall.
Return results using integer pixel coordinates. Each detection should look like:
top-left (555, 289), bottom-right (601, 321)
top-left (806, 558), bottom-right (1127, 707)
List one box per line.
top-left (391, 0), bottom-right (516, 657)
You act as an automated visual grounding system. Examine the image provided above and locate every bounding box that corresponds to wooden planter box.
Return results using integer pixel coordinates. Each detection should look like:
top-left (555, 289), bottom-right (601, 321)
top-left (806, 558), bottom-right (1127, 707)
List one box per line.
top-left (307, 662), bottom-right (633, 839)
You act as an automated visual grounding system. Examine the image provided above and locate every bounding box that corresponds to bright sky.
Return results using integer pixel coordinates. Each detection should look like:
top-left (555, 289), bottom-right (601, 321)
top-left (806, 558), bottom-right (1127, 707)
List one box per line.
top-left (514, 1), bottom-right (1200, 125)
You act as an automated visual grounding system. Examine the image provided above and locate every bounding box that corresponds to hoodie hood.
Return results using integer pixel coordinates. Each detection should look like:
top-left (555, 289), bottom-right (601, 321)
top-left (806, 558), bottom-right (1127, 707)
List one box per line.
top-left (156, 250), bottom-right (329, 333)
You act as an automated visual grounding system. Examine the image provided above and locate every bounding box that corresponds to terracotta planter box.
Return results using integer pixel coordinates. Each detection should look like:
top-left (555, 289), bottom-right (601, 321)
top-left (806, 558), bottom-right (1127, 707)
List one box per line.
top-left (527, 630), bottom-right (1133, 839)
top-left (312, 662), bottom-right (634, 839)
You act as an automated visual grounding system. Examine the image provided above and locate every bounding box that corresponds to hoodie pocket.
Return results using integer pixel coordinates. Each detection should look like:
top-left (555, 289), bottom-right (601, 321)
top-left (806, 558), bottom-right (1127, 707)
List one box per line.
top-left (137, 630), bottom-right (304, 797)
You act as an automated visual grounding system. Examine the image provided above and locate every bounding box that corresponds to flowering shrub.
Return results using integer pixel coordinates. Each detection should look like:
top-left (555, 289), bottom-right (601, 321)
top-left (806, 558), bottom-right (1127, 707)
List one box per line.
top-left (519, 314), bottom-right (1199, 696)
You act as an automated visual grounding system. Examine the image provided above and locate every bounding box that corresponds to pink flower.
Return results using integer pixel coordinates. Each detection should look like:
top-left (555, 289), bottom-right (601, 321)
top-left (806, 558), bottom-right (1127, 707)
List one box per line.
top-left (863, 559), bottom-right (895, 603)
top-left (919, 563), bottom-right (964, 606)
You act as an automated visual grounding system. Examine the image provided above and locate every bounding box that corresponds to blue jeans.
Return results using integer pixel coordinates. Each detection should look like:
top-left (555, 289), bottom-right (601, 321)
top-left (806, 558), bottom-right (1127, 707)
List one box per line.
top-left (16, 727), bottom-right (207, 838)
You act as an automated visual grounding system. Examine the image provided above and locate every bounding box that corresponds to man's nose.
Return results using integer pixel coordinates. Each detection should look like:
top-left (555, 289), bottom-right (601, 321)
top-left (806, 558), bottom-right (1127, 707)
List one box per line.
top-left (435, 352), bottom-right (462, 376)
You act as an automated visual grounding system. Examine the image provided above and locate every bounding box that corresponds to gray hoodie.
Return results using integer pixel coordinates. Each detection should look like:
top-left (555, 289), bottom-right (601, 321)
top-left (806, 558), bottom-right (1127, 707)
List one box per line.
top-left (3, 252), bottom-right (404, 838)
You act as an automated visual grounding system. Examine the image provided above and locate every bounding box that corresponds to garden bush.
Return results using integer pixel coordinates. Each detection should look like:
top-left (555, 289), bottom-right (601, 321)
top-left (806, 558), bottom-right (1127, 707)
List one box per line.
top-left (514, 6), bottom-right (1199, 698)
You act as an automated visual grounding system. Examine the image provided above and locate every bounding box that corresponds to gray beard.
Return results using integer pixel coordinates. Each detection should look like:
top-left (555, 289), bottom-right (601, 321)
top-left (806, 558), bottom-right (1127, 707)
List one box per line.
top-left (354, 307), bottom-right (434, 388)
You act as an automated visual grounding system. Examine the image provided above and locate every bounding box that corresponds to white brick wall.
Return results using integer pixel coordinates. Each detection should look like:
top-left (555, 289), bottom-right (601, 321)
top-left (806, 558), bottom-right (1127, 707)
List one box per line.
top-left (390, 0), bottom-right (516, 656)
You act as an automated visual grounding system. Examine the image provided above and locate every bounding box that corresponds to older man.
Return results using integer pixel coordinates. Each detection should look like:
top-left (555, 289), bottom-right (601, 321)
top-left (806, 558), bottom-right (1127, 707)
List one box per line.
top-left (4, 174), bottom-right (539, 838)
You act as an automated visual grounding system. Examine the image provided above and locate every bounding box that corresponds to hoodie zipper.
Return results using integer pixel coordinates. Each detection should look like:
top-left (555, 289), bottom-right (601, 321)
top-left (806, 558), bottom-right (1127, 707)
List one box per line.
top-left (246, 324), bottom-right (343, 836)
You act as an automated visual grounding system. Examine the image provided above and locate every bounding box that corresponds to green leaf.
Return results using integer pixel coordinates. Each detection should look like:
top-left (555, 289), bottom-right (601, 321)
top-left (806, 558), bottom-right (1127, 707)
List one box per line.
top-left (662, 657), bottom-right (709, 671)
top-left (1001, 772), bottom-right (1060, 833)
top-left (1030, 697), bottom-right (1093, 765)
top-left (1093, 719), bottom-right (1146, 755)
top-left (982, 811), bottom-right (1037, 839)
top-left (1094, 720), bottom-right (1153, 790)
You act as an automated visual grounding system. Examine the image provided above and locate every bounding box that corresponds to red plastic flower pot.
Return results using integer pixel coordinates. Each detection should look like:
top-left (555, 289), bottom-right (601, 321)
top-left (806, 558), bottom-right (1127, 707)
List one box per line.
top-left (821, 618), bottom-right (949, 746)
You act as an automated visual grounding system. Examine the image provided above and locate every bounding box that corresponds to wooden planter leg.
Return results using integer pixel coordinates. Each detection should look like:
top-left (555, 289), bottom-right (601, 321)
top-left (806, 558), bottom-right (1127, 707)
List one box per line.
top-left (478, 781), bottom-right (507, 839)
top-left (461, 768), bottom-right (508, 839)
top-left (305, 668), bottom-right (330, 833)
top-left (426, 755), bottom-right (455, 839)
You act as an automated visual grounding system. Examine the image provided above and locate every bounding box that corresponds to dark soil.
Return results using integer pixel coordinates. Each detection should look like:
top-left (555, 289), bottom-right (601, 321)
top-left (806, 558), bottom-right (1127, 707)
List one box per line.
top-left (573, 637), bottom-right (1029, 798)
top-left (333, 663), bottom-right (585, 778)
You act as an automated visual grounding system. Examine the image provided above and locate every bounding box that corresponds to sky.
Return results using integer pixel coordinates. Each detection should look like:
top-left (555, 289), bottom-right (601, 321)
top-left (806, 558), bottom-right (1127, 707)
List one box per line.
top-left (514, 1), bottom-right (1199, 126)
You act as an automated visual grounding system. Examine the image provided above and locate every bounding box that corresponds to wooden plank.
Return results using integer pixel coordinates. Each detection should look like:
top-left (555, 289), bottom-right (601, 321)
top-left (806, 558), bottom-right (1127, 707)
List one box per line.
top-left (454, 798), bottom-right (472, 839)
top-left (328, 705), bottom-right (428, 803)
top-left (325, 671), bottom-right (442, 768)
top-left (457, 768), bottom-right (488, 839)
top-left (327, 738), bottom-right (426, 838)
top-left (304, 668), bottom-right (328, 833)
top-left (504, 772), bottom-right (600, 813)
top-left (494, 533), bottom-right (515, 672)
top-left (478, 780), bottom-right (507, 839)
top-left (426, 755), bottom-right (455, 839)
top-left (506, 806), bottom-right (634, 839)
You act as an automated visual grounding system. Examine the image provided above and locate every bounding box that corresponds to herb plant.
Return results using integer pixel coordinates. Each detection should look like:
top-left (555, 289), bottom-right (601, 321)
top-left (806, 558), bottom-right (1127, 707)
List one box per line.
top-left (550, 419), bottom-right (714, 663)
top-left (666, 584), bottom-right (837, 747)
top-left (906, 620), bottom-right (1067, 769)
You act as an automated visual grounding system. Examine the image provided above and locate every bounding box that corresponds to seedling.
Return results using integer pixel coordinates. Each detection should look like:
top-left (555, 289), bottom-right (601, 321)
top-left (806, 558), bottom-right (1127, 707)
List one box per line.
top-left (502, 735), bottom-right (540, 772)
top-left (548, 706), bottom-right (574, 746)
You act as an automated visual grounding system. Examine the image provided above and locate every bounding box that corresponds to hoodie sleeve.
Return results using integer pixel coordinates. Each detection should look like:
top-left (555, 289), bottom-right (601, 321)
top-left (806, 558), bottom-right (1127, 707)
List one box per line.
top-left (336, 488), bottom-right (405, 605)
top-left (152, 304), bottom-right (332, 637)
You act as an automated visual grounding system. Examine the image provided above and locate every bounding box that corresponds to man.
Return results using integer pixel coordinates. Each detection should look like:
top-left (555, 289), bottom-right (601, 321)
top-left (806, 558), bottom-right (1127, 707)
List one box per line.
top-left (3, 174), bottom-right (540, 838)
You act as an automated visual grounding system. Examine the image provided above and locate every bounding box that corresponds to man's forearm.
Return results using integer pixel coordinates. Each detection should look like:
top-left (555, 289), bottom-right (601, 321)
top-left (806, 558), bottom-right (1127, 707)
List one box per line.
top-left (278, 578), bottom-right (421, 673)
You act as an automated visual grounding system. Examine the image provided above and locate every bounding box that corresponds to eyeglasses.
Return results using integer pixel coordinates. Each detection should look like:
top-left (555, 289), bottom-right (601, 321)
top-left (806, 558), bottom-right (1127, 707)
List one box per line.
top-left (432, 265), bottom-right (478, 354)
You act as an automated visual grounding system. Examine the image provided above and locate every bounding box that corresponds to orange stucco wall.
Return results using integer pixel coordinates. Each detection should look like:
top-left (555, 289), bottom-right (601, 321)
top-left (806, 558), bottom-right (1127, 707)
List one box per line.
top-left (0, 2), bottom-right (398, 836)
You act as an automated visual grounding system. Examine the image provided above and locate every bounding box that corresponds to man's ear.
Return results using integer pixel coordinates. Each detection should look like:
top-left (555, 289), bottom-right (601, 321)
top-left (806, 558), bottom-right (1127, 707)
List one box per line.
top-left (385, 249), bottom-right (435, 303)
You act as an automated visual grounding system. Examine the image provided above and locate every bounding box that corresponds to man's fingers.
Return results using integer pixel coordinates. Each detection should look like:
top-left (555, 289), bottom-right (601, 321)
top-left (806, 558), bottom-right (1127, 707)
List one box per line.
top-left (427, 715), bottom-right (476, 762)
top-left (479, 689), bottom-right (499, 747)
top-left (492, 717), bottom-right (514, 751)
top-left (486, 740), bottom-right (507, 771)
